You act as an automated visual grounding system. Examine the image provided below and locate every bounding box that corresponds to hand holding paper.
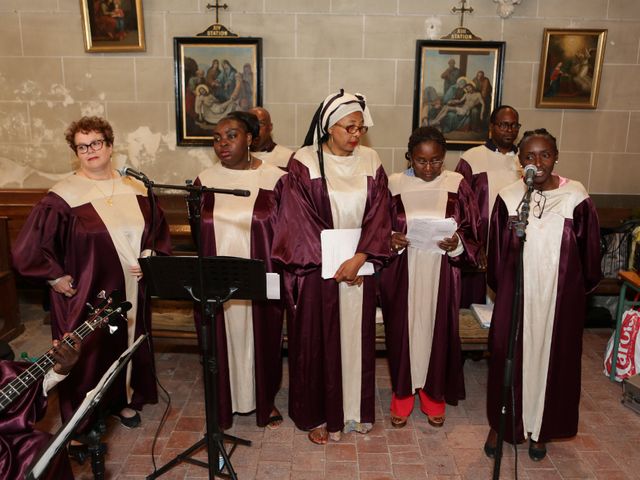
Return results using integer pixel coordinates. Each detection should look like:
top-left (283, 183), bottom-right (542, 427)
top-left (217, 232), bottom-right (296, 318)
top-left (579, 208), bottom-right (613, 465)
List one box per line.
top-left (321, 229), bottom-right (374, 280)
top-left (406, 217), bottom-right (457, 254)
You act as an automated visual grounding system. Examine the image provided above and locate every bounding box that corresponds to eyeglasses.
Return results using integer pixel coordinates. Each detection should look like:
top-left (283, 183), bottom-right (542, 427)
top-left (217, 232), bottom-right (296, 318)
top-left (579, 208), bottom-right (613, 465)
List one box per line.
top-left (334, 124), bottom-right (369, 135)
top-left (532, 190), bottom-right (547, 219)
top-left (75, 139), bottom-right (105, 154)
top-left (494, 122), bottom-right (521, 131)
top-left (413, 159), bottom-right (444, 167)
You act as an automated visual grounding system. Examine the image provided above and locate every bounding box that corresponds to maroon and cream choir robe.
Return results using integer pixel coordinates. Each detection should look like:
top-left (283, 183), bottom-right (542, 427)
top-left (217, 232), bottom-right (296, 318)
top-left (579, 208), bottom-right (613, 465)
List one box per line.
top-left (0, 361), bottom-right (73, 480)
top-left (271, 145), bottom-right (391, 433)
top-left (379, 170), bottom-right (479, 405)
top-left (486, 178), bottom-right (601, 443)
top-left (11, 175), bottom-right (172, 425)
top-left (193, 161), bottom-right (286, 429)
top-left (252, 144), bottom-right (294, 169)
top-left (455, 142), bottom-right (520, 306)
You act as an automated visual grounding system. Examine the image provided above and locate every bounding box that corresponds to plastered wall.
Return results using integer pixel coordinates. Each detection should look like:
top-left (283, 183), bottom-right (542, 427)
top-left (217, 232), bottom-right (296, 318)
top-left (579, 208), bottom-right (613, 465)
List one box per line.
top-left (0, 0), bottom-right (639, 194)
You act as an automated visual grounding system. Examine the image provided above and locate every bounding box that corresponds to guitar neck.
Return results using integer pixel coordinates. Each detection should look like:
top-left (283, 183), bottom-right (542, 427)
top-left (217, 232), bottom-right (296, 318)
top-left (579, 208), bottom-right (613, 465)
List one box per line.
top-left (0, 313), bottom-right (101, 413)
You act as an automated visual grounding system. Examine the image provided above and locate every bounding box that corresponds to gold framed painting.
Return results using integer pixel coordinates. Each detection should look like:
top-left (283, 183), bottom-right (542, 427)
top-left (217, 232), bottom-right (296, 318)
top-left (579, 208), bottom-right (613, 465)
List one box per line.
top-left (536, 28), bottom-right (607, 109)
top-left (80, 0), bottom-right (145, 53)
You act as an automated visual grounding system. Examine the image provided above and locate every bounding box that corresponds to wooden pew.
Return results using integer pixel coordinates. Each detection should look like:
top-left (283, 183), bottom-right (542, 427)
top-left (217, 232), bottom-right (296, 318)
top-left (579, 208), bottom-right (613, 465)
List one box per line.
top-left (0, 216), bottom-right (23, 341)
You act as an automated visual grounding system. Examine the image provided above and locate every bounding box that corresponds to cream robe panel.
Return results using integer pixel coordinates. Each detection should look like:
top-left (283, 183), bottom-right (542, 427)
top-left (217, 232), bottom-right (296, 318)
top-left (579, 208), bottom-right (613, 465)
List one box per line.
top-left (199, 163), bottom-right (260, 414)
top-left (295, 145), bottom-right (380, 423)
top-left (324, 151), bottom-right (368, 424)
top-left (389, 171), bottom-right (460, 391)
top-left (252, 144), bottom-right (294, 168)
top-left (52, 175), bottom-right (146, 403)
top-left (462, 147), bottom-right (520, 228)
top-left (500, 180), bottom-right (587, 441)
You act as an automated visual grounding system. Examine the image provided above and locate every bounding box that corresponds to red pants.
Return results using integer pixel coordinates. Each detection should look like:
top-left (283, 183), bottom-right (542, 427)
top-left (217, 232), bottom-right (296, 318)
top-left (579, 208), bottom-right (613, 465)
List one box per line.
top-left (391, 390), bottom-right (445, 417)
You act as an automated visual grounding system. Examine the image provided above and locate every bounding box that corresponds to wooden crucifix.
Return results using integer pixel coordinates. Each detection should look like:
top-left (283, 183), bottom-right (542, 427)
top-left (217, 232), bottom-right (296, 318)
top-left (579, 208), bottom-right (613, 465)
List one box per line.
top-left (452, 0), bottom-right (473, 28)
top-left (206, 1), bottom-right (228, 24)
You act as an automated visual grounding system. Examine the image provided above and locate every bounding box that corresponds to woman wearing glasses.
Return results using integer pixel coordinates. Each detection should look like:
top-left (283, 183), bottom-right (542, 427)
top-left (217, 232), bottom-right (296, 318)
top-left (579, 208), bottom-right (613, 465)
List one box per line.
top-left (12, 117), bottom-right (171, 442)
top-left (483, 129), bottom-right (601, 461)
top-left (272, 90), bottom-right (391, 444)
top-left (379, 126), bottom-right (480, 429)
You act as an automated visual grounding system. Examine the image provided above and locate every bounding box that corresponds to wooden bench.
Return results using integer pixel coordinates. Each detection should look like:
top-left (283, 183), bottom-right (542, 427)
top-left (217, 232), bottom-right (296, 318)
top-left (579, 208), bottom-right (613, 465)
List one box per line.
top-left (0, 217), bottom-right (23, 341)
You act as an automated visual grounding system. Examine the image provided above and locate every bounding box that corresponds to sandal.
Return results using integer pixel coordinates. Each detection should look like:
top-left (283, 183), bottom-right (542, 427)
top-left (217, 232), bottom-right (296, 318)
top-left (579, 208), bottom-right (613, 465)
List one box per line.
top-left (266, 409), bottom-right (283, 430)
top-left (390, 413), bottom-right (408, 429)
top-left (308, 426), bottom-right (329, 445)
top-left (427, 414), bottom-right (445, 428)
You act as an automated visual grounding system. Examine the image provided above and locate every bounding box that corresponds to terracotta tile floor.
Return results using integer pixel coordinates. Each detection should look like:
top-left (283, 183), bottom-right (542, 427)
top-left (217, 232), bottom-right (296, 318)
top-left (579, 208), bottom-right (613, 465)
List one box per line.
top-left (9, 301), bottom-right (640, 480)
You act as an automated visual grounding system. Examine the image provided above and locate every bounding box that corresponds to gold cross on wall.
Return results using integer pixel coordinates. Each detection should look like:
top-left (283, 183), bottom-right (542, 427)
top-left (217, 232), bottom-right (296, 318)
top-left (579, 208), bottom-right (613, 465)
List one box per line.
top-left (206, 0), bottom-right (228, 24)
top-left (452, 0), bottom-right (474, 28)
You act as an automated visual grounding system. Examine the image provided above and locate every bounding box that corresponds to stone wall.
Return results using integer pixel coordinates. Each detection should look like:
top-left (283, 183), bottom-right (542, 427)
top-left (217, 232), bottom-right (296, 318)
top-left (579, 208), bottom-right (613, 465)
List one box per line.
top-left (0, 0), bottom-right (639, 194)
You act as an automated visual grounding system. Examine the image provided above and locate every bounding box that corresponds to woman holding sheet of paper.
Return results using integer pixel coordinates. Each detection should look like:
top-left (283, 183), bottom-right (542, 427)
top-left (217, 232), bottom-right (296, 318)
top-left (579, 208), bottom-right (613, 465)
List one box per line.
top-left (271, 90), bottom-right (391, 444)
top-left (379, 126), bottom-right (480, 429)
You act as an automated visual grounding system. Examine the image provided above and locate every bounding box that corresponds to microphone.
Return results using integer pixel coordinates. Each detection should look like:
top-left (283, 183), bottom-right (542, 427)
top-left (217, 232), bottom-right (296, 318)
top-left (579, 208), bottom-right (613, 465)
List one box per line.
top-left (523, 164), bottom-right (537, 188)
top-left (117, 166), bottom-right (149, 183)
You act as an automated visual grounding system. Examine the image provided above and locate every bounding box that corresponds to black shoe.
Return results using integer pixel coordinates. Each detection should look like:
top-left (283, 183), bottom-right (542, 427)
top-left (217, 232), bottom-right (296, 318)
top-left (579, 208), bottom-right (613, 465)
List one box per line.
top-left (114, 411), bottom-right (141, 429)
top-left (484, 441), bottom-right (496, 459)
top-left (484, 428), bottom-right (497, 458)
top-left (528, 440), bottom-right (547, 461)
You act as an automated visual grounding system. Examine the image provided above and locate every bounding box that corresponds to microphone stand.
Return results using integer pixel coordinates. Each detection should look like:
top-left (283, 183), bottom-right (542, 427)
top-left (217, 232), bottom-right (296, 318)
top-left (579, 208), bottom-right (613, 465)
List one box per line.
top-left (140, 178), bottom-right (250, 480)
top-left (492, 182), bottom-right (533, 480)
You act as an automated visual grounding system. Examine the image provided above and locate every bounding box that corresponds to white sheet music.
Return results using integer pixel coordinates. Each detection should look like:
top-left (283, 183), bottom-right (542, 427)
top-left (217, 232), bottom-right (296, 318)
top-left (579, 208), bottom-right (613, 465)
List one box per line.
top-left (321, 228), bottom-right (375, 280)
top-left (266, 273), bottom-right (280, 300)
top-left (406, 217), bottom-right (457, 254)
top-left (471, 303), bottom-right (494, 329)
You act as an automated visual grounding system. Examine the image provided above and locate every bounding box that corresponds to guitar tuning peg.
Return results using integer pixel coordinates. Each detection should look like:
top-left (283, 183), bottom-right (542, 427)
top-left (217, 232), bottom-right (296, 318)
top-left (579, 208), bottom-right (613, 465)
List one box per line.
top-left (97, 290), bottom-right (106, 299)
top-left (108, 325), bottom-right (118, 334)
top-left (86, 303), bottom-right (95, 312)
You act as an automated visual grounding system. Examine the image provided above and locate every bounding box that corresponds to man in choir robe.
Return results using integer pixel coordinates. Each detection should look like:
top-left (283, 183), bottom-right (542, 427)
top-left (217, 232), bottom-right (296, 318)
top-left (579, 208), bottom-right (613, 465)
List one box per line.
top-left (454, 105), bottom-right (522, 307)
top-left (248, 107), bottom-right (294, 169)
top-left (0, 334), bottom-right (80, 480)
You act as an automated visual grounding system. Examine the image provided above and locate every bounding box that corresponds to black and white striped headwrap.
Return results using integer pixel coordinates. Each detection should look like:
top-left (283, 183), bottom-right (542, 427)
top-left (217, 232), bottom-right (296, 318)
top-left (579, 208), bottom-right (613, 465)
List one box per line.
top-left (302, 89), bottom-right (373, 179)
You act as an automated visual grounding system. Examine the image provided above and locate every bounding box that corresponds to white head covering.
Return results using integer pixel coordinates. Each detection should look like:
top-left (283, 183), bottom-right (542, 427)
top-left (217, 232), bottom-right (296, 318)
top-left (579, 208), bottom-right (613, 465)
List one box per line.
top-left (307, 90), bottom-right (374, 146)
top-left (302, 89), bottom-right (374, 179)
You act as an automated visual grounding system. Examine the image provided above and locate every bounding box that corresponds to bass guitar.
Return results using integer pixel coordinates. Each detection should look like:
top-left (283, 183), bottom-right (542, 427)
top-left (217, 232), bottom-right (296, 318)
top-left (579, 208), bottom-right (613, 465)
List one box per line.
top-left (0, 295), bottom-right (131, 414)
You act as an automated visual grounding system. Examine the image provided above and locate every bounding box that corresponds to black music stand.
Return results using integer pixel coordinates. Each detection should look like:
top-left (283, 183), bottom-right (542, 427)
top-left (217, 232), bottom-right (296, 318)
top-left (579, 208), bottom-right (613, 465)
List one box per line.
top-left (25, 335), bottom-right (147, 480)
top-left (140, 255), bottom-right (267, 480)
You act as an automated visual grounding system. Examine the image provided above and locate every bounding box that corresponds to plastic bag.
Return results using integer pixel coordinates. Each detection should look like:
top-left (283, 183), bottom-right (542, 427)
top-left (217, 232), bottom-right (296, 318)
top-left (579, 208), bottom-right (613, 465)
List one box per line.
top-left (604, 307), bottom-right (640, 382)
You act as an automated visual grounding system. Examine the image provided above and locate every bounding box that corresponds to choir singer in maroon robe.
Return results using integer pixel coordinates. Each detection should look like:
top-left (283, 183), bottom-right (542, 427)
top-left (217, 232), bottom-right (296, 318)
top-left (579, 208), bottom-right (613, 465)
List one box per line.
top-left (0, 334), bottom-right (80, 480)
top-left (192, 111), bottom-right (286, 430)
top-left (379, 126), bottom-right (480, 429)
top-left (272, 90), bottom-right (391, 445)
top-left (12, 117), bottom-right (172, 437)
top-left (483, 129), bottom-right (602, 461)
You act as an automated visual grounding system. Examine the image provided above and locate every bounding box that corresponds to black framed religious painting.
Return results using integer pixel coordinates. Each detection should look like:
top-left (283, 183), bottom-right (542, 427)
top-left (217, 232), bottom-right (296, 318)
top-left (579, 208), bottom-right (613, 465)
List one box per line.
top-left (174, 36), bottom-right (263, 146)
top-left (80, 0), bottom-right (145, 52)
top-left (535, 29), bottom-right (607, 109)
top-left (413, 40), bottom-right (506, 151)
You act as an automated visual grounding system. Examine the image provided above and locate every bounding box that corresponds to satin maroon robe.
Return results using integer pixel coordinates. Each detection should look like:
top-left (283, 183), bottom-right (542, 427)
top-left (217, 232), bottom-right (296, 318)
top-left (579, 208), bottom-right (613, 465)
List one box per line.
top-left (271, 156), bottom-right (391, 433)
top-left (379, 172), bottom-right (479, 405)
top-left (486, 183), bottom-right (601, 443)
top-left (192, 174), bottom-right (285, 430)
top-left (455, 143), bottom-right (519, 307)
top-left (11, 190), bottom-right (171, 425)
top-left (0, 362), bottom-right (73, 480)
